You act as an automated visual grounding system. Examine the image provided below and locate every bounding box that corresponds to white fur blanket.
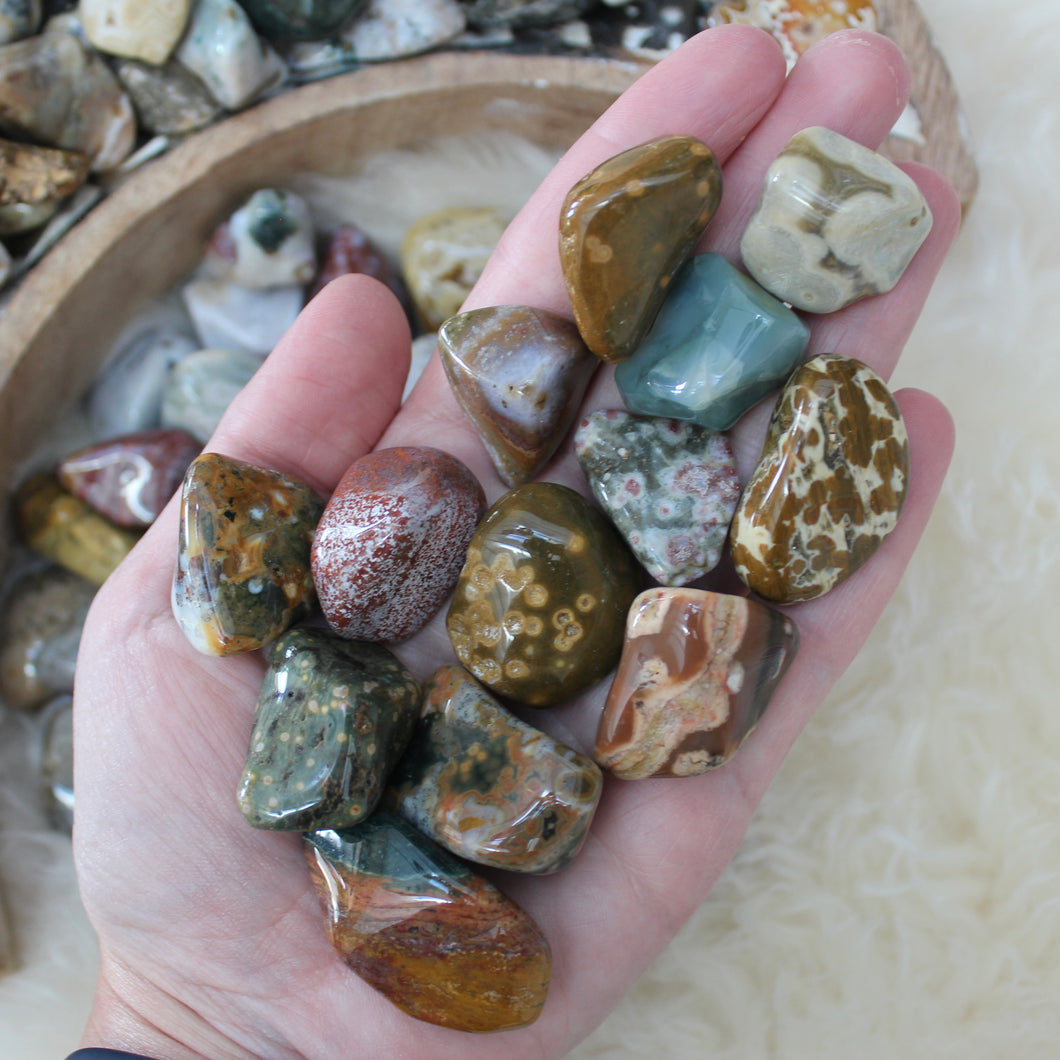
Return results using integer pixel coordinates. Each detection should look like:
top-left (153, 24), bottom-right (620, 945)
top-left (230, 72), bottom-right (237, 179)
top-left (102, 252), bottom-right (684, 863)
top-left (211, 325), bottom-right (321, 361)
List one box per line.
top-left (2, 0), bottom-right (1059, 1054)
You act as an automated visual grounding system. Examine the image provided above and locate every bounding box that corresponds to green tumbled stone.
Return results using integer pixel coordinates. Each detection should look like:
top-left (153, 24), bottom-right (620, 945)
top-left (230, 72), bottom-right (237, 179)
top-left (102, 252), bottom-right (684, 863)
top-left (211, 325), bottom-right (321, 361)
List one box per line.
top-left (388, 663), bottom-right (602, 873)
top-left (446, 482), bottom-right (642, 707)
top-left (236, 0), bottom-right (367, 41)
top-left (239, 629), bottom-right (420, 830)
top-left (614, 253), bottom-right (810, 430)
top-left (559, 135), bottom-right (722, 363)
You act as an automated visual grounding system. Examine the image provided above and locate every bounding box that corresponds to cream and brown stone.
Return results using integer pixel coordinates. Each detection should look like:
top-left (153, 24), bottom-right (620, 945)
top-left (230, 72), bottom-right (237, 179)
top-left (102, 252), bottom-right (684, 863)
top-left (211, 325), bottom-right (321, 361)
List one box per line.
top-left (595, 588), bottom-right (798, 779)
top-left (730, 353), bottom-right (909, 603)
top-left (81, 0), bottom-right (193, 65)
top-left (740, 126), bottom-right (932, 313)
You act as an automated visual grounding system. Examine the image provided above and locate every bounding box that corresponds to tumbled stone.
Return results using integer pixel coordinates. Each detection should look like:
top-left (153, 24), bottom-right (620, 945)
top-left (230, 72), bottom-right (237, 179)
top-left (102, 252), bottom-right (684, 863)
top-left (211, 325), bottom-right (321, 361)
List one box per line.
top-left (400, 205), bottom-right (505, 331)
top-left (0, 30), bottom-right (135, 171)
top-left (204, 189), bottom-right (316, 289)
top-left (116, 57), bottom-right (223, 135)
top-left (81, 0), bottom-right (192, 64)
top-left (240, 0), bottom-right (367, 41)
top-left (0, 240), bottom-right (9, 287)
top-left (0, 0), bottom-right (42, 44)
top-left (405, 332), bottom-right (436, 401)
top-left (709, 0), bottom-right (876, 69)
top-left (14, 475), bottom-right (139, 585)
top-left (172, 452), bottom-right (324, 655)
top-left (305, 813), bottom-right (550, 1032)
top-left (584, 0), bottom-right (703, 59)
top-left (447, 481), bottom-right (641, 707)
top-left (175, 0), bottom-right (287, 111)
top-left (57, 428), bottom-right (200, 528)
top-left (741, 126), bottom-right (933, 313)
top-left (0, 137), bottom-right (90, 226)
top-left (464, 0), bottom-right (594, 28)
top-left (0, 568), bottom-right (95, 711)
top-left (160, 348), bottom-right (264, 441)
top-left (574, 409), bottom-right (740, 585)
top-left (312, 447), bottom-right (485, 642)
top-left (3, 181), bottom-right (101, 271)
top-left (595, 587), bottom-right (798, 778)
top-left (39, 693), bottom-right (75, 830)
top-left (0, 197), bottom-right (56, 236)
top-left (730, 353), bottom-right (909, 603)
top-left (614, 253), bottom-right (809, 430)
top-left (182, 278), bottom-right (303, 354)
top-left (239, 629), bottom-right (420, 830)
top-left (439, 304), bottom-right (597, 486)
top-left (308, 223), bottom-right (413, 318)
top-left (388, 663), bottom-right (602, 873)
top-left (559, 135), bottom-right (722, 363)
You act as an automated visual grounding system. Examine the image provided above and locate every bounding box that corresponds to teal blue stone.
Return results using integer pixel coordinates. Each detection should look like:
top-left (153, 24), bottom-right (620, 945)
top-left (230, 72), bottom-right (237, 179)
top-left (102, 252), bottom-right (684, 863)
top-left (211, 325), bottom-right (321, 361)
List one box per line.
top-left (614, 253), bottom-right (810, 431)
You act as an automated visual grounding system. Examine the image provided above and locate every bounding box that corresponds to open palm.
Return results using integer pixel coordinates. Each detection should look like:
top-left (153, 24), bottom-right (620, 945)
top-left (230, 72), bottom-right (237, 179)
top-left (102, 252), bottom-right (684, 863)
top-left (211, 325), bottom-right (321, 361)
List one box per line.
top-left (72, 25), bottom-right (959, 1060)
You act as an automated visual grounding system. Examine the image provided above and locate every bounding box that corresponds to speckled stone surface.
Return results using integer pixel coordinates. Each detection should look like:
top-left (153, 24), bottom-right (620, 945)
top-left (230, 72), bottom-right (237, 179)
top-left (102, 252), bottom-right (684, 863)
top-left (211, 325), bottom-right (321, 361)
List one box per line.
top-left (559, 135), bottom-right (722, 363)
top-left (312, 446), bottom-right (485, 642)
top-left (388, 663), bottom-right (602, 873)
top-left (614, 252), bottom-right (809, 430)
top-left (439, 304), bottom-right (597, 486)
top-left (238, 629), bottom-right (420, 830)
top-left (574, 409), bottom-right (741, 585)
top-left (447, 481), bottom-right (641, 707)
top-left (172, 452), bottom-right (324, 655)
top-left (305, 813), bottom-right (551, 1032)
top-left (740, 126), bottom-right (933, 313)
top-left (595, 587), bottom-right (798, 779)
top-left (730, 353), bottom-right (909, 603)
top-left (57, 428), bottom-right (200, 528)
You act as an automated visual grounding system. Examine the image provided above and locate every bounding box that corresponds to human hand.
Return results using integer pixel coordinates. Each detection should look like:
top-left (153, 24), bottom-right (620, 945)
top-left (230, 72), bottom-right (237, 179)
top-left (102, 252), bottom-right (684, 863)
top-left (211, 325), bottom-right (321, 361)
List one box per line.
top-left (72, 25), bottom-right (960, 1060)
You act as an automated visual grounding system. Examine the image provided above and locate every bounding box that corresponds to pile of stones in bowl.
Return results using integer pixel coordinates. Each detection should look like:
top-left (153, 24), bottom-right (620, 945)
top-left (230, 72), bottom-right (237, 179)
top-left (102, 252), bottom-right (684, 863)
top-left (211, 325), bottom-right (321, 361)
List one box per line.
top-left (5, 124), bottom-right (931, 1031)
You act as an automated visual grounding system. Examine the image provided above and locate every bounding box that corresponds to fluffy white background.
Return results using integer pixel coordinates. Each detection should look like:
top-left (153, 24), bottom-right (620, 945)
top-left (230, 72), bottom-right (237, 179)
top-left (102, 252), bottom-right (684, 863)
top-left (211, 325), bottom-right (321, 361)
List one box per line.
top-left (3, 0), bottom-right (1059, 1054)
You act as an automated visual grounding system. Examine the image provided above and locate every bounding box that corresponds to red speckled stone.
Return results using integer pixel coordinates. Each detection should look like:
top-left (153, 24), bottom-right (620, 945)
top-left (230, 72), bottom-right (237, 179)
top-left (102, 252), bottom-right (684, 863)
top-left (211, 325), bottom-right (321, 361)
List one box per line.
top-left (57, 428), bottom-right (200, 528)
top-left (312, 446), bottom-right (486, 642)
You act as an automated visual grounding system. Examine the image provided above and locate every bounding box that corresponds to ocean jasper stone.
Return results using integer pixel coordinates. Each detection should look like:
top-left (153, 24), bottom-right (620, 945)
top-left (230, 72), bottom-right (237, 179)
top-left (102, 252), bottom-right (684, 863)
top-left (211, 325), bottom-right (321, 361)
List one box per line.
top-left (574, 410), bottom-right (740, 585)
top-left (81, 0), bottom-right (192, 64)
top-left (446, 482), bottom-right (641, 707)
top-left (160, 348), bottom-right (264, 441)
top-left (115, 58), bottom-right (223, 136)
top-left (0, 0), bottom-right (41, 44)
top-left (239, 630), bottom-right (420, 830)
top-left (305, 813), bottom-right (550, 1032)
top-left (740, 126), bottom-right (932, 313)
top-left (730, 353), bottom-right (909, 603)
top-left (239, 0), bottom-right (368, 41)
top-left (172, 453), bottom-right (324, 655)
top-left (0, 138), bottom-right (90, 226)
top-left (595, 588), bottom-right (798, 779)
top-left (614, 253), bottom-right (809, 430)
top-left (14, 474), bottom-right (139, 585)
top-left (559, 135), bottom-right (722, 363)
top-left (389, 664), bottom-right (602, 873)
top-left (57, 429), bottom-right (200, 528)
top-left (439, 304), bottom-right (597, 486)
top-left (312, 447), bottom-right (485, 642)
top-left (309, 223), bottom-right (413, 318)
top-left (400, 205), bottom-right (505, 331)
top-left (182, 279), bottom-right (303, 354)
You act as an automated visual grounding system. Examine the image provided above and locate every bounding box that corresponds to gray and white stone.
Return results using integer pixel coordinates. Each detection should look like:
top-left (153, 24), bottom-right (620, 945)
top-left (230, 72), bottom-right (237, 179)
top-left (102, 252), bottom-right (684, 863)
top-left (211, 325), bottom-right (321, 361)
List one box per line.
top-left (160, 347), bottom-right (264, 441)
top-left (182, 276), bottom-right (304, 354)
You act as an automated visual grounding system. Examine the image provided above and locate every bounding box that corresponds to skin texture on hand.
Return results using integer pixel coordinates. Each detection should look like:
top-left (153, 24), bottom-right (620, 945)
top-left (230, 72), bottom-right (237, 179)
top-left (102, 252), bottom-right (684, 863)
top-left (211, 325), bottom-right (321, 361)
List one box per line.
top-left (72, 25), bottom-right (959, 1060)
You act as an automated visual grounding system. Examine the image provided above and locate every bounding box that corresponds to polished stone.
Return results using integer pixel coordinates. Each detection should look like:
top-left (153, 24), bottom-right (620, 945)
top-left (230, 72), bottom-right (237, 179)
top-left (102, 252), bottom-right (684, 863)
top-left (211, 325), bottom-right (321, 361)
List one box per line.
top-left (239, 629), bottom-right (420, 830)
top-left (14, 475), bottom-right (139, 585)
top-left (81, 0), bottom-right (192, 64)
top-left (464, 0), bottom-right (594, 28)
top-left (730, 353), bottom-right (909, 602)
top-left (309, 223), bottom-right (412, 319)
top-left (614, 253), bottom-right (809, 430)
top-left (400, 205), bottom-right (505, 331)
top-left (0, 137), bottom-right (90, 234)
top-left (574, 409), bottom-right (740, 585)
top-left (38, 692), bottom-right (74, 831)
top-left (559, 135), bottom-right (722, 363)
top-left (0, 567), bottom-right (95, 710)
top-left (0, 0), bottom-right (41, 43)
top-left (741, 126), bottom-right (933, 313)
top-left (388, 663), bottom-right (602, 873)
top-left (595, 587), bottom-right (797, 778)
top-left (115, 57), bottom-right (223, 135)
top-left (240, 0), bottom-right (367, 41)
top-left (447, 481), bottom-right (641, 707)
top-left (181, 278), bottom-right (303, 354)
top-left (305, 813), bottom-right (550, 1032)
top-left (439, 304), bottom-right (597, 486)
top-left (313, 447), bottom-right (485, 642)
top-left (160, 347), bottom-right (264, 441)
top-left (57, 428), bottom-right (200, 528)
top-left (172, 452), bottom-right (324, 655)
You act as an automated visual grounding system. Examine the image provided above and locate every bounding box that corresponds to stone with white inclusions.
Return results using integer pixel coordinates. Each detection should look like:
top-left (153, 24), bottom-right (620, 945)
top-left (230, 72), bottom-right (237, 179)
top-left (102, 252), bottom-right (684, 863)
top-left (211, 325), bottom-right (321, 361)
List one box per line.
top-left (238, 628), bottom-right (420, 831)
top-left (729, 353), bottom-right (909, 603)
top-left (559, 134), bottom-right (723, 363)
top-left (312, 446), bottom-right (486, 642)
top-left (595, 587), bottom-right (798, 779)
top-left (160, 347), bottom-right (265, 442)
top-left (740, 125), bottom-right (933, 313)
top-left (387, 663), bottom-right (602, 874)
top-left (446, 481), bottom-right (642, 708)
top-left (439, 304), bottom-right (598, 486)
top-left (172, 452), bottom-right (324, 655)
top-left (574, 408), bottom-right (741, 585)
top-left (181, 279), bottom-right (304, 356)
